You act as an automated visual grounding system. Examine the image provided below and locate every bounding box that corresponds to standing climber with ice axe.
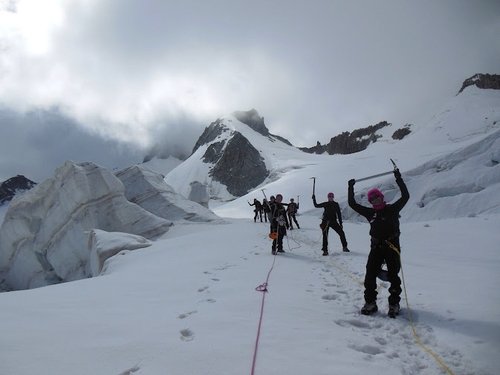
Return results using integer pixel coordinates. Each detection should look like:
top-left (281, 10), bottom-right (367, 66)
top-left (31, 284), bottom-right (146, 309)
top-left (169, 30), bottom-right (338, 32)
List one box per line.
top-left (311, 177), bottom-right (350, 256)
top-left (348, 160), bottom-right (409, 318)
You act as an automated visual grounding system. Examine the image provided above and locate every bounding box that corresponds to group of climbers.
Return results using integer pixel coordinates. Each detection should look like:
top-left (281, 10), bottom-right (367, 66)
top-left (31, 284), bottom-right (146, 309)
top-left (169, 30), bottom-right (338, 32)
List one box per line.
top-left (248, 167), bottom-right (409, 318)
top-left (249, 195), bottom-right (301, 255)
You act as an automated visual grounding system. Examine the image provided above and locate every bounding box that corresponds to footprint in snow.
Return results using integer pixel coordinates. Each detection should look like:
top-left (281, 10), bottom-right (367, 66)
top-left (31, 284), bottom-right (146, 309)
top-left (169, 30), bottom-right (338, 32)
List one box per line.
top-left (177, 310), bottom-right (197, 319)
top-left (321, 294), bottom-right (338, 301)
top-left (180, 328), bottom-right (194, 342)
top-left (349, 343), bottom-right (385, 355)
top-left (335, 319), bottom-right (371, 329)
top-left (374, 336), bottom-right (388, 345)
top-left (118, 365), bottom-right (141, 375)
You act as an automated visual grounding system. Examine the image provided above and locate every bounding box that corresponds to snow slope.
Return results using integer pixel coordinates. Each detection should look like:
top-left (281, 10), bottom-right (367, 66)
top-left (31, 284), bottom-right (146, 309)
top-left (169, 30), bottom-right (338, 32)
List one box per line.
top-left (0, 214), bottom-right (498, 375)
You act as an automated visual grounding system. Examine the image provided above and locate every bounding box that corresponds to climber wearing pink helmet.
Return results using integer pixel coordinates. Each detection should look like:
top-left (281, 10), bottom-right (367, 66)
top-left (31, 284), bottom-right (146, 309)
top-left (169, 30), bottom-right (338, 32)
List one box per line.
top-left (348, 168), bottom-right (410, 318)
top-left (312, 191), bottom-right (350, 256)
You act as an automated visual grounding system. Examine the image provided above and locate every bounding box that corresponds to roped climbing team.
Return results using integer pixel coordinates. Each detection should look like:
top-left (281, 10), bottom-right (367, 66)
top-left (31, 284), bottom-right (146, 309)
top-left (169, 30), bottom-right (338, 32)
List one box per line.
top-left (249, 166), bottom-right (409, 318)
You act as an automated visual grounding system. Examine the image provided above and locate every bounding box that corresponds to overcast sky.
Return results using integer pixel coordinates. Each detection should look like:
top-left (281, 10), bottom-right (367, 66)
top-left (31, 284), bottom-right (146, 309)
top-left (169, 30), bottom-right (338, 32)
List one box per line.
top-left (0, 0), bottom-right (499, 181)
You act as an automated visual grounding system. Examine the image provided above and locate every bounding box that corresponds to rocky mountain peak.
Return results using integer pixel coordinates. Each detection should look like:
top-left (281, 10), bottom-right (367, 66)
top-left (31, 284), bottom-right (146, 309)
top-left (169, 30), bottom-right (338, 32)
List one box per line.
top-left (191, 119), bottom-right (228, 155)
top-left (0, 175), bottom-right (37, 205)
top-left (458, 73), bottom-right (500, 94)
top-left (233, 109), bottom-right (269, 136)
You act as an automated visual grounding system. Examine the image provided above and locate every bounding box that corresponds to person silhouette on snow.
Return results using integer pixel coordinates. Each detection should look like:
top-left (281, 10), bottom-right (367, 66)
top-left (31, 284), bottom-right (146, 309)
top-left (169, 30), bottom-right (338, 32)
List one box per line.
top-left (348, 168), bottom-right (409, 318)
top-left (262, 198), bottom-right (270, 223)
top-left (287, 198), bottom-right (300, 229)
top-left (312, 192), bottom-right (349, 255)
top-left (248, 198), bottom-right (263, 222)
top-left (269, 194), bottom-right (289, 255)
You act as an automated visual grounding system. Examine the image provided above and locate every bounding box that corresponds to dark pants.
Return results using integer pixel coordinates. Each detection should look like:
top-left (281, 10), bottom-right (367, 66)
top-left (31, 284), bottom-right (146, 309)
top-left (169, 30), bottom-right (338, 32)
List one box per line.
top-left (321, 220), bottom-right (348, 250)
top-left (288, 213), bottom-right (299, 228)
top-left (254, 210), bottom-right (262, 222)
top-left (271, 224), bottom-right (286, 252)
top-left (364, 238), bottom-right (402, 305)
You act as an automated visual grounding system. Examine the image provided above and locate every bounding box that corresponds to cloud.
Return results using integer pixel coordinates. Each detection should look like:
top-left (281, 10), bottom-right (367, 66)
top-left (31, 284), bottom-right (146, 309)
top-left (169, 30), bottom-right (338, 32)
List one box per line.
top-left (0, 106), bottom-right (147, 181)
top-left (0, 0), bottom-right (499, 179)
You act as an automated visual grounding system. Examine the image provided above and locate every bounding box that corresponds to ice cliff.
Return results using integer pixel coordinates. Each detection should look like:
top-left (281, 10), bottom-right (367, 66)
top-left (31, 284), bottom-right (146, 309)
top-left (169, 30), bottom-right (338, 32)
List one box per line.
top-left (0, 161), bottom-right (217, 290)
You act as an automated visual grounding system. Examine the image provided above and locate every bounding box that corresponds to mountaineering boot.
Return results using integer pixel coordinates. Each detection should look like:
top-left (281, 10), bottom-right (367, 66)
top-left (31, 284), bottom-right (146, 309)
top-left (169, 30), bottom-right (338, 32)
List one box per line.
top-left (361, 302), bottom-right (378, 315)
top-left (342, 246), bottom-right (350, 252)
top-left (277, 248), bottom-right (285, 253)
top-left (388, 303), bottom-right (400, 318)
top-left (322, 249), bottom-right (328, 256)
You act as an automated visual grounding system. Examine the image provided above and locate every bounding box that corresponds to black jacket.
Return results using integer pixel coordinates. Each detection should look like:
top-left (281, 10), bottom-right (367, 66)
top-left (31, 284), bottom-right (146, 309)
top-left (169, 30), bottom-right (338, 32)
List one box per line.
top-left (348, 177), bottom-right (409, 241)
top-left (271, 202), bottom-right (289, 228)
top-left (313, 196), bottom-right (343, 225)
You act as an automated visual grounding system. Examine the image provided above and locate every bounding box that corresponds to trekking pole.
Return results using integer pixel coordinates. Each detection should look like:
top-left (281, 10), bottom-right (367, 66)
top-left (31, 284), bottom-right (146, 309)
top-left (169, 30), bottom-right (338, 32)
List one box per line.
top-left (310, 177), bottom-right (316, 195)
top-left (354, 159), bottom-right (399, 183)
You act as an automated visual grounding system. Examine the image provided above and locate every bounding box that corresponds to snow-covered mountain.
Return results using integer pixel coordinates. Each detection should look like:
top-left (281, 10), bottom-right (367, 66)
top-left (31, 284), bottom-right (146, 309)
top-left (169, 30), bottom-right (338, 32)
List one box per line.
top-left (164, 79), bottom-right (499, 213)
top-left (165, 109), bottom-right (302, 202)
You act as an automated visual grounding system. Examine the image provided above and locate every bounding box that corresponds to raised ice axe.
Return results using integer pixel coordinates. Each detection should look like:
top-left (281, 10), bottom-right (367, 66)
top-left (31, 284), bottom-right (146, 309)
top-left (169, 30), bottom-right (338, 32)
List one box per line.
top-left (354, 159), bottom-right (399, 183)
top-left (310, 177), bottom-right (316, 195)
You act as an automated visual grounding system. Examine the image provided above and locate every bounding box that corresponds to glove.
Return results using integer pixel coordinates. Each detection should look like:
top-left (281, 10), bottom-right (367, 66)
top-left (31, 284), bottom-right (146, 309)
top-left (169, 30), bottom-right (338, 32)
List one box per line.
top-left (393, 169), bottom-right (402, 179)
top-left (348, 179), bottom-right (356, 188)
top-left (312, 194), bottom-right (315, 200)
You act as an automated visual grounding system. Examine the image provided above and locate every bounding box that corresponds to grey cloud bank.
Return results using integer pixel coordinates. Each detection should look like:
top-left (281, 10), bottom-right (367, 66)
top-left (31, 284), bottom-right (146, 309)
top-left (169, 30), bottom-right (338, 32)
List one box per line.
top-left (0, 0), bottom-right (499, 181)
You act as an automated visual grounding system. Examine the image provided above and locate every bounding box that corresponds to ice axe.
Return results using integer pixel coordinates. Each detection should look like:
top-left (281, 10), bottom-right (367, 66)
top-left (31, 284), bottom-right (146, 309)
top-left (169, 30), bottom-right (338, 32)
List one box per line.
top-left (310, 177), bottom-right (316, 195)
top-left (260, 188), bottom-right (267, 199)
top-left (354, 159), bottom-right (399, 183)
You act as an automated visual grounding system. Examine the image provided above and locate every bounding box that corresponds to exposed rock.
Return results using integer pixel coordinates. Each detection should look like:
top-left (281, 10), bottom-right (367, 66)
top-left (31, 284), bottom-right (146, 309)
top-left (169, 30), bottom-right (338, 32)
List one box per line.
top-left (202, 141), bottom-right (225, 164)
top-left (299, 141), bottom-right (326, 154)
top-left (233, 109), bottom-right (270, 136)
top-left (392, 124), bottom-right (412, 140)
top-left (301, 121), bottom-right (391, 155)
top-left (192, 119), bottom-right (228, 155)
top-left (0, 175), bottom-right (36, 205)
top-left (209, 132), bottom-right (268, 196)
top-left (458, 73), bottom-right (500, 94)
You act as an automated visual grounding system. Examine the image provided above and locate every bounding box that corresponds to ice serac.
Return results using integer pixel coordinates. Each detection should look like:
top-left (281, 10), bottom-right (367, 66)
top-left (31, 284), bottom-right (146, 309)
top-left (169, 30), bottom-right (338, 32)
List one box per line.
top-left (88, 229), bottom-right (152, 276)
top-left (0, 161), bottom-right (172, 290)
top-left (115, 165), bottom-right (219, 222)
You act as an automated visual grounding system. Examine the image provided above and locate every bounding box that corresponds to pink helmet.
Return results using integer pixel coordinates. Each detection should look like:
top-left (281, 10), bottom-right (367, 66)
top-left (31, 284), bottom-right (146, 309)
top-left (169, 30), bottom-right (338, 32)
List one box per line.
top-left (367, 188), bottom-right (384, 202)
top-left (327, 192), bottom-right (334, 199)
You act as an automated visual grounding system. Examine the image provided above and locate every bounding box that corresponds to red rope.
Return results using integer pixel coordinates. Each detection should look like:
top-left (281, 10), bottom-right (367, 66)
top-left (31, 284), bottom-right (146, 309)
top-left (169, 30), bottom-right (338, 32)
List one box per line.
top-left (250, 254), bottom-right (277, 375)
